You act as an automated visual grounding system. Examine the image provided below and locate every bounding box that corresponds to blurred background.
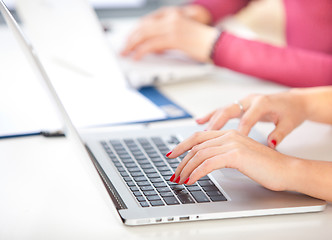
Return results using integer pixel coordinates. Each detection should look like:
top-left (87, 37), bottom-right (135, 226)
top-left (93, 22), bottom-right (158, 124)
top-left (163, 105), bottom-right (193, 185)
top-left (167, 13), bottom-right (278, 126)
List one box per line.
top-left (1, 0), bottom-right (284, 47)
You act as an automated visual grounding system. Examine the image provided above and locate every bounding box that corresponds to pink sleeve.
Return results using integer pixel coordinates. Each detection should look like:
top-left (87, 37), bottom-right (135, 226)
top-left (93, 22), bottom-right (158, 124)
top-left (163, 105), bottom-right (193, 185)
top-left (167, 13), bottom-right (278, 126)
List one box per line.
top-left (191, 0), bottom-right (250, 24)
top-left (212, 32), bottom-right (332, 87)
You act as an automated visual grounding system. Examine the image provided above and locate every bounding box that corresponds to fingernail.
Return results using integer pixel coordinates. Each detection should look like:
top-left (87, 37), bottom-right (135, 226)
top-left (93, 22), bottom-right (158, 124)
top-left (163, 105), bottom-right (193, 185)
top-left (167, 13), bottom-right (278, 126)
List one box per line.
top-left (169, 174), bottom-right (175, 182)
top-left (175, 176), bottom-right (181, 184)
top-left (166, 151), bottom-right (172, 157)
top-left (271, 139), bottom-right (277, 148)
top-left (184, 177), bottom-right (190, 184)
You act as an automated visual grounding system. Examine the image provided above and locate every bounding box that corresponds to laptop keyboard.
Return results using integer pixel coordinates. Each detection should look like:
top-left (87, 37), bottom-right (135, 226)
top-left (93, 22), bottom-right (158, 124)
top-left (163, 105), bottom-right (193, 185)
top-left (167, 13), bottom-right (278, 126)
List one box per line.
top-left (100, 136), bottom-right (227, 208)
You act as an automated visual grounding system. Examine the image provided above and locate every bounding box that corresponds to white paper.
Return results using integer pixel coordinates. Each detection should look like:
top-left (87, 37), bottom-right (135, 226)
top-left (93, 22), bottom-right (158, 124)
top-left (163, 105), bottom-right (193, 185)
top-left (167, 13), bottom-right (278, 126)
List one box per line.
top-left (0, 26), bottom-right (62, 137)
top-left (44, 60), bottom-right (166, 128)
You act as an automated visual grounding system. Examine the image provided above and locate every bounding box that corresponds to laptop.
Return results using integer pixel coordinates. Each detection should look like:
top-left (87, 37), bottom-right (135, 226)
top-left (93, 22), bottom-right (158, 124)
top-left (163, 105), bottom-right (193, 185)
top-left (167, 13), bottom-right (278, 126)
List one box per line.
top-left (0, 0), bottom-right (326, 226)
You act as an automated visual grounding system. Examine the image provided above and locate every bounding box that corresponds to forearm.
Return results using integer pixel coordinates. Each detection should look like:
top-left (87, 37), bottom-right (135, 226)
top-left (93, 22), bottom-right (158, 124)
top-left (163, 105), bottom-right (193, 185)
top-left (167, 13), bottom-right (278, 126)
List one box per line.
top-left (286, 156), bottom-right (332, 202)
top-left (290, 87), bottom-right (332, 124)
top-left (212, 32), bottom-right (332, 87)
top-left (190, 0), bottom-right (250, 24)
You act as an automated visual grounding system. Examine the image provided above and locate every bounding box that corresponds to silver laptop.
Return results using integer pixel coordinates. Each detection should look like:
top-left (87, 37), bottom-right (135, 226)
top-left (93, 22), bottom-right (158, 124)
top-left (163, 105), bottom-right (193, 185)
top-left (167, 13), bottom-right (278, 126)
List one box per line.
top-left (0, 0), bottom-right (326, 226)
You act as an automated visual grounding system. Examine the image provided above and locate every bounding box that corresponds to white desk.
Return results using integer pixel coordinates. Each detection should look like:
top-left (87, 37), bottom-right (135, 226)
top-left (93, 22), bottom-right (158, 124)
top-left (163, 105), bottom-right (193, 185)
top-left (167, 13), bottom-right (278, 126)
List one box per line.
top-left (1, 22), bottom-right (332, 240)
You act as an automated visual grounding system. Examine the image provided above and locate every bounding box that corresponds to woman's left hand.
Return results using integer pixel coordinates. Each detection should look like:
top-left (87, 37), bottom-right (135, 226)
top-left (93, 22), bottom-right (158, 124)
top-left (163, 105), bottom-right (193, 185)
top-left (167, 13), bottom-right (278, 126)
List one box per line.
top-left (167, 130), bottom-right (292, 192)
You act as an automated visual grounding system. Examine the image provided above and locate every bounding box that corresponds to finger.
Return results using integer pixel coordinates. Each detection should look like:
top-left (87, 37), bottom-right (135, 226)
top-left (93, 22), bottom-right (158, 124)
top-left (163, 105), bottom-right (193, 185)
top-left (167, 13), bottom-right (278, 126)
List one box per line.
top-left (267, 120), bottom-right (297, 148)
top-left (122, 23), bottom-right (164, 55)
top-left (238, 102), bottom-right (266, 136)
top-left (177, 145), bottom-right (231, 184)
top-left (206, 103), bottom-right (243, 130)
top-left (167, 131), bottom-right (226, 159)
top-left (186, 153), bottom-right (231, 185)
top-left (173, 134), bottom-right (231, 181)
top-left (131, 37), bottom-right (172, 60)
top-left (195, 110), bottom-right (216, 125)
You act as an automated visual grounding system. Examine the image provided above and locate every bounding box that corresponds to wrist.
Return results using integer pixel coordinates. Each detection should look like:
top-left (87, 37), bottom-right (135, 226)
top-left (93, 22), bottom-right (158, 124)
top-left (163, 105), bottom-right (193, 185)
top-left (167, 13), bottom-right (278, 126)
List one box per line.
top-left (288, 88), bottom-right (311, 120)
top-left (195, 26), bottom-right (219, 62)
top-left (181, 5), bottom-right (212, 24)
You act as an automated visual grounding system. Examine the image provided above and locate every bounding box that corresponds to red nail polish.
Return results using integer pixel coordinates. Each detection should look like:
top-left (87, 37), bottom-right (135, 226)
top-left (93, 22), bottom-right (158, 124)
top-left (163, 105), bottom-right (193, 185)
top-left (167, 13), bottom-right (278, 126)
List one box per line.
top-left (169, 174), bottom-right (175, 182)
top-left (271, 139), bottom-right (277, 147)
top-left (184, 177), bottom-right (190, 184)
top-left (175, 176), bottom-right (181, 184)
top-left (166, 151), bottom-right (172, 157)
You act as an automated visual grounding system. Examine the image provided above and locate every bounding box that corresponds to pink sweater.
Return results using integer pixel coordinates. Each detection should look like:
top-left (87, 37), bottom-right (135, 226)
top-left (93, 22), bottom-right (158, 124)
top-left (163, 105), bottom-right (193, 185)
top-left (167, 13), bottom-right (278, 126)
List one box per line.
top-left (192, 0), bottom-right (332, 87)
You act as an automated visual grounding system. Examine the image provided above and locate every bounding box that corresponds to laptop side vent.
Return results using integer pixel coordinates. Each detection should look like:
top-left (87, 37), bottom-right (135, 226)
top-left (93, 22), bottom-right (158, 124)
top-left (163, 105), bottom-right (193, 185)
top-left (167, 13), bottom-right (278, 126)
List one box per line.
top-left (85, 146), bottom-right (127, 210)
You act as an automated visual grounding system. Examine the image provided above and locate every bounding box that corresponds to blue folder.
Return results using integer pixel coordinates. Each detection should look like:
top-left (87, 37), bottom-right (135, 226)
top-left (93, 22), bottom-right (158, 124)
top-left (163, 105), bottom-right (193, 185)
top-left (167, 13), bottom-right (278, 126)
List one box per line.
top-left (138, 86), bottom-right (192, 122)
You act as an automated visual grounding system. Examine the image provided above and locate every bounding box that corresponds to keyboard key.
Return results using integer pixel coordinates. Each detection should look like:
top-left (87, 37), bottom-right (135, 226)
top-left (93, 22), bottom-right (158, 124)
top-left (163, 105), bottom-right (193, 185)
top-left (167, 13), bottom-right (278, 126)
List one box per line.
top-left (150, 157), bottom-right (163, 162)
top-left (143, 168), bottom-right (157, 174)
top-left (190, 191), bottom-right (210, 203)
top-left (147, 153), bottom-right (160, 158)
top-left (150, 177), bottom-right (164, 183)
top-left (176, 193), bottom-right (195, 204)
top-left (146, 195), bottom-right (162, 201)
top-left (140, 201), bottom-right (149, 207)
top-left (210, 195), bottom-right (227, 202)
top-left (163, 197), bottom-right (180, 205)
top-left (143, 190), bottom-right (158, 196)
top-left (160, 192), bottom-right (174, 197)
top-left (130, 186), bottom-right (139, 192)
top-left (133, 191), bottom-right (143, 197)
top-left (154, 162), bottom-right (167, 167)
top-left (156, 166), bottom-right (170, 171)
top-left (162, 174), bottom-right (173, 180)
top-left (136, 196), bottom-right (146, 202)
top-left (168, 135), bottom-right (180, 145)
top-left (186, 186), bottom-right (201, 192)
top-left (147, 173), bottom-right (160, 178)
top-left (137, 181), bottom-right (151, 187)
top-left (198, 180), bottom-right (214, 187)
top-left (126, 181), bottom-right (136, 187)
top-left (170, 185), bottom-right (185, 191)
top-left (133, 176), bottom-right (148, 182)
top-left (130, 171), bottom-right (144, 177)
top-left (205, 190), bottom-right (223, 197)
top-left (140, 185), bottom-right (154, 191)
top-left (201, 185), bottom-right (219, 192)
top-left (136, 159), bottom-right (149, 164)
top-left (160, 170), bottom-right (173, 176)
top-left (150, 200), bottom-right (165, 207)
top-left (113, 161), bottom-right (122, 167)
top-left (116, 166), bottom-right (125, 172)
top-left (124, 163), bottom-right (137, 168)
top-left (120, 171), bottom-right (129, 177)
top-left (167, 159), bottom-right (180, 164)
top-left (123, 176), bottom-right (132, 182)
top-left (127, 167), bottom-right (141, 173)
top-left (153, 182), bottom-right (167, 188)
top-left (156, 187), bottom-right (171, 193)
top-left (140, 164), bottom-right (154, 169)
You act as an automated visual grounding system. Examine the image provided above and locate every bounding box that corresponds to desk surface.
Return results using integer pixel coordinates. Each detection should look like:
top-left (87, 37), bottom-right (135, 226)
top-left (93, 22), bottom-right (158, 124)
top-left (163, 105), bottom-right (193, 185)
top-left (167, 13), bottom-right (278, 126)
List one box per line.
top-left (1, 19), bottom-right (332, 240)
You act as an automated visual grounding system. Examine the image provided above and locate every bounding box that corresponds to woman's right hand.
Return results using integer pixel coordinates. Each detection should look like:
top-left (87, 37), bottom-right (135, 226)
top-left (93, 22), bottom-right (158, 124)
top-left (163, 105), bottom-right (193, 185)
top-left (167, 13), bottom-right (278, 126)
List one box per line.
top-left (121, 5), bottom-right (217, 62)
top-left (196, 91), bottom-right (309, 148)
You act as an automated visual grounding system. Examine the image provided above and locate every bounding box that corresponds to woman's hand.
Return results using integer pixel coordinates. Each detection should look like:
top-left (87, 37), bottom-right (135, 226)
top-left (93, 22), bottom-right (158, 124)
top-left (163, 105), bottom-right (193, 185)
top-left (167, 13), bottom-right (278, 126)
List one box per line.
top-left (167, 130), bottom-right (292, 191)
top-left (196, 91), bottom-right (308, 148)
top-left (121, 6), bottom-right (218, 62)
